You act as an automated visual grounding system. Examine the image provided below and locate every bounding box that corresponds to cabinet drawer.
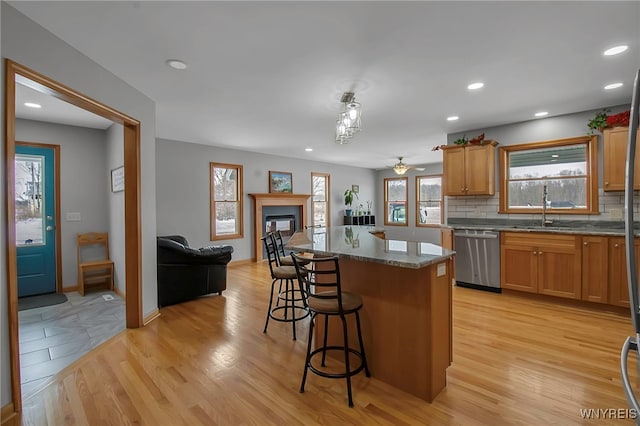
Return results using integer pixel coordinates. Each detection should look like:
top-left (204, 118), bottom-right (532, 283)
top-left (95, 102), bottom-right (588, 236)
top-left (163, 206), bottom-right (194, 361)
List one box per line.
top-left (501, 232), bottom-right (577, 249)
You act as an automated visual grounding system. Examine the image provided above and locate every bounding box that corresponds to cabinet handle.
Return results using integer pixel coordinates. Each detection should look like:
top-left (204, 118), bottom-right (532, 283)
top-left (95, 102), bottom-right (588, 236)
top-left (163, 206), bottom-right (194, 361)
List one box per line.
top-left (605, 182), bottom-right (609, 186)
top-left (584, 242), bottom-right (588, 246)
top-left (615, 243), bottom-right (620, 248)
top-left (539, 251), bottom-right (543, 255)
top-left (465, 187), bottom-right (469, 191)
top-left (532, 251), bottom-right (537, 255)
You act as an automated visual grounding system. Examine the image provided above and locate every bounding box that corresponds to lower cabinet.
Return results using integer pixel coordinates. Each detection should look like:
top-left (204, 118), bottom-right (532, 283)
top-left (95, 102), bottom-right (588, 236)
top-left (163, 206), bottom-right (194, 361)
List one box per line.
top-left (501, 232), bottom-right (581, 299)
top-left (502, 232), bottom-right (639, 307)
top-left (608, 237), bottom-right (640, 308)
top-left (582, 236), bottom-right (609, 303)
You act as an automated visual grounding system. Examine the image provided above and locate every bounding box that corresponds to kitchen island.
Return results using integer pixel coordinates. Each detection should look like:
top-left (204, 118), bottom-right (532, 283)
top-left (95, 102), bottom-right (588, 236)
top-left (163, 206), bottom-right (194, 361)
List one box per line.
top-left (286, 225), bottom-right (455, 402)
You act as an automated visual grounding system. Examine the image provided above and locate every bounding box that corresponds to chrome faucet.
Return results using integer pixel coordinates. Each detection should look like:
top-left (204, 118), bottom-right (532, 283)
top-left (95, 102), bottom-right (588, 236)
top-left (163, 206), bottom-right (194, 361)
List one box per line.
top-left (542, 185), bottom-right (553, 226)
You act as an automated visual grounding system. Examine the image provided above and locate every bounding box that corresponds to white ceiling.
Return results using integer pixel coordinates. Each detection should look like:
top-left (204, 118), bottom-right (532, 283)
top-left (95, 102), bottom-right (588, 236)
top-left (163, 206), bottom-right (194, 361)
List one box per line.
top-left (9, 1), bottom-right (640, 169)
top-left (16, 82), bottom-right (113, 130)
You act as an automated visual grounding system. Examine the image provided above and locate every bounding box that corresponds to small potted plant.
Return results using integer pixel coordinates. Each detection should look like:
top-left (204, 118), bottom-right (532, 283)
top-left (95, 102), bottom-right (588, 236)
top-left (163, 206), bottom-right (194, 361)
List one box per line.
top-left (587, 109), bottom-right (610, 134)
top-left (344, 188), bottom-right (359, 216)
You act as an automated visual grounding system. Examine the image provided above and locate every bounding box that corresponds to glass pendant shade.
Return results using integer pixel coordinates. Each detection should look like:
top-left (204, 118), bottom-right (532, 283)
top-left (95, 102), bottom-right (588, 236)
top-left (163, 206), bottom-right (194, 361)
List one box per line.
top-left (334, 93), bottom-right (361, 144)
top-left (394, 164), bottom-right (408, 175)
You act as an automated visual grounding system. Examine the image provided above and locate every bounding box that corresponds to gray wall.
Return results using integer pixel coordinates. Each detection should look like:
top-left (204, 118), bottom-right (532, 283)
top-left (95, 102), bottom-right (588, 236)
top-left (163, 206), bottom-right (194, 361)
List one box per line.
top-left (448, 104), bottom-right (630, 189)
top-left (374, 163), bottom-right (444, 243)
top-left (2, 3), bottom-right (157, 407)
top-left (446, 105), bottom-right (632, 222)
top-left (15, 118), bottom-right (110, 288)
top-left (106, 123), bottom-right (126, 293)
top-left (155, 138), bottom-right (377, 260)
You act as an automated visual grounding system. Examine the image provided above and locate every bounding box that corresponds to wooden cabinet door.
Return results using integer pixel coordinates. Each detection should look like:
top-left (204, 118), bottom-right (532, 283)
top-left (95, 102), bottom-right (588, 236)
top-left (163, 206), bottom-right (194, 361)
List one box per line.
top-left (501, 244), bottom-right (537, 292)
top-left (603, 127), bottom-right (640, 191)
top-left (607, 237), bottom-right (640, 308)
top-left (443, 147), bottom-right (466, 196)
top-left (581, 236), bottom-right (608, 303)
top-left (537, 240), bottom-right (582, 299)
top-left (465, 144), bottom-right (495, 195)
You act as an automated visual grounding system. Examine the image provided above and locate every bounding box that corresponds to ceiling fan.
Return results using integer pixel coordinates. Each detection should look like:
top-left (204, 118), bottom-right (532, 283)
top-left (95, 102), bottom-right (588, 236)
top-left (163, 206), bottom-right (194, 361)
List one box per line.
top-left (391, 157), bottom-right (425, 175)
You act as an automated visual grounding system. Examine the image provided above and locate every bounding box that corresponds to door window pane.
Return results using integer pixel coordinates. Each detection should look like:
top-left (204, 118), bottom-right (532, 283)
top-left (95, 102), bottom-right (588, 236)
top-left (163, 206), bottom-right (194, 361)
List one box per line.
top-left (15, 154), bottom-right (45, 246)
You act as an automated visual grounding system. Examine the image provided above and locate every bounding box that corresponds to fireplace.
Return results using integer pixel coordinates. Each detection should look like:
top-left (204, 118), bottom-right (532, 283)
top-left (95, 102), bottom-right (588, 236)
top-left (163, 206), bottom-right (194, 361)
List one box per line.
top-left (249, 193), bottom-right (311, 261)
top-left (265, 215), bottom-right (296, 237)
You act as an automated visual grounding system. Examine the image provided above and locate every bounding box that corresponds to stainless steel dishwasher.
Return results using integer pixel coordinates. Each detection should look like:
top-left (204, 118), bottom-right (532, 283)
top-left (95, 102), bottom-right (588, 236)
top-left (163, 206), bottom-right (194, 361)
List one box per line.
top-left (454, 229), bottom-right (501, 292)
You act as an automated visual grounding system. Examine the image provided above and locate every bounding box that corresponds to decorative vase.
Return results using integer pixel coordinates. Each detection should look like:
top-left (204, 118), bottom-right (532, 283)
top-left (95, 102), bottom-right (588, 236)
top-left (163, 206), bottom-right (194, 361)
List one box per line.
top-left (346, 209), bottom-right (353, 216)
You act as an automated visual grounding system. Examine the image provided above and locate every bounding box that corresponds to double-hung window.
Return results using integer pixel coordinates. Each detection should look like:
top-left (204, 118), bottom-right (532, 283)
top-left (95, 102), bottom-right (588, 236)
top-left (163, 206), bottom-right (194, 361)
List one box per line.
top-left (311, 173), bottom-right (330, 227)
top-left (416, 175), bottom-right (443, 226)
top-left (210, 162), bottom-right (243, 240)
top-left (384, 177), bottom-right (408, 226)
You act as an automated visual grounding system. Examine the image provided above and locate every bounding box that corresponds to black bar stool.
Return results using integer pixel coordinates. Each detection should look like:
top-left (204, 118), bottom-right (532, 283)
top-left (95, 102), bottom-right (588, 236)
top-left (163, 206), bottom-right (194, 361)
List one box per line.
top-left (291, 253), bottom-right (370, 407)
top-left (262, 233), bottom-right (309, 340)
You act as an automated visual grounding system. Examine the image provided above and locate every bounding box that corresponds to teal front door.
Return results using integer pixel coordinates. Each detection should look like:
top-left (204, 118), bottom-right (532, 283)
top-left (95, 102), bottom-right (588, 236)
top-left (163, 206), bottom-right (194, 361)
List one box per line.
top-left (16, 145), bottom-right (57, 297)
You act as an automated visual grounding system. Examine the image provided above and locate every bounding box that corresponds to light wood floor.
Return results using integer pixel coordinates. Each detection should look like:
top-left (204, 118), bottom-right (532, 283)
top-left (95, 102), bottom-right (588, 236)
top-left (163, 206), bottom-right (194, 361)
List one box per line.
top-left (5, 261), bottom-right (639, 425)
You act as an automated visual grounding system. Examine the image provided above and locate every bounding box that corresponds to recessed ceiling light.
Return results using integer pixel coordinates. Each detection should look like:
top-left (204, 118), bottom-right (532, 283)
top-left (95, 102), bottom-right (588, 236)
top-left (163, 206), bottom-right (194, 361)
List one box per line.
top-left (166, 59), bottom-right (187, 70)
top-left (467, 82), bottom-right (484, 90)
top-left (604, 45), bottom-right (628, 56)
top-left (534, 111), bottom-right (548, 117)
top-left (604, 82), bottom-right (624, 90)
top-left (24, 102), bottom-right (41, 108)
top-left (447, 116), bottom-right (459, 121)
top-left (551, 154), bottom-right (559, 158)
top-left (305, 148), bottom-right (313, 152)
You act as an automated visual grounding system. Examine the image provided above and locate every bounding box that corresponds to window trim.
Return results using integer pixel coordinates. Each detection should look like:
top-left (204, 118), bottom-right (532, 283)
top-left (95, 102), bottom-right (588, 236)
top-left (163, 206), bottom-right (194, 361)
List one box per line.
top-left (415, 174), bottom-right (443, 227)
top-left (311, 172), bottom-right (330, 227)
top-left (210, 162), bottom-right (244, 240)
top-left (384, 176), bottom-right (408, 226)
top-left (498, 135), bottom-right (598, 214)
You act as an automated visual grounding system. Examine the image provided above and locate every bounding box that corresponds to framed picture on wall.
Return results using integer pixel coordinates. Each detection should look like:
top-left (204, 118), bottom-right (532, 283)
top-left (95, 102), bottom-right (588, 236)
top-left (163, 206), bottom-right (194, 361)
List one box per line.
top-left (111, 166), bottom-right (124, 192)
top-left (269, 171), bottom-right (293, 193)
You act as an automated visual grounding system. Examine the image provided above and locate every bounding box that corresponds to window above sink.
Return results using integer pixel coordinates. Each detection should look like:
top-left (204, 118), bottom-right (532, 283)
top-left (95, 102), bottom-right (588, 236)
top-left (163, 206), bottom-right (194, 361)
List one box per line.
top-left (499, 135), bottom-right (599, 214)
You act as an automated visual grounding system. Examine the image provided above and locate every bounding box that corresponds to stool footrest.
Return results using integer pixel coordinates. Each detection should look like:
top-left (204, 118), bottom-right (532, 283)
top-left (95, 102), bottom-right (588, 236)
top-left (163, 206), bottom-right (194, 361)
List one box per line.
top-left (268, 305), bottom-right (310, 323)
top-left (307, 346), bottom-right (366, 379)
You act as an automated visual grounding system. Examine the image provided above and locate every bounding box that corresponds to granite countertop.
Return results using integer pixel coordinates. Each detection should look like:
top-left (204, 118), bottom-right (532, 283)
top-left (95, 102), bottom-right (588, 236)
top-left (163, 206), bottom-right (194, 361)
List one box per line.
top-left (447, 218), bottom-right (640, 236)
top-left (286, 225), bottom-right (454, 269)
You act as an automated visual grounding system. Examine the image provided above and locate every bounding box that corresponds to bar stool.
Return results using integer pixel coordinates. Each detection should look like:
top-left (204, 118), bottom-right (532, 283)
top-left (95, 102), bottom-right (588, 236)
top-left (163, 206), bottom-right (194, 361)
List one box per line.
top-left (291, 253), bottom-right (370, 407)
top-left (262, 234), bottom-right (309, 340)
top-left (273, 230), bottom-right (311, 267)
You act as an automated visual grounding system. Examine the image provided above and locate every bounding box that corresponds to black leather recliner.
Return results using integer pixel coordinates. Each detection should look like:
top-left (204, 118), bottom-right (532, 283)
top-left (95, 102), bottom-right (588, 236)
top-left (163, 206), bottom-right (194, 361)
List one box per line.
top-left (157, 235), bottom-right (234, 307)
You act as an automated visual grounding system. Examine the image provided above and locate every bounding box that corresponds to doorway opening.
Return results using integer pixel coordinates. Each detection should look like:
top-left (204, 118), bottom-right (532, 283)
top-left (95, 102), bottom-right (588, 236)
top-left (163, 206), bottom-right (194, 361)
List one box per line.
top-left (5, 59), bottom-right (143, 414)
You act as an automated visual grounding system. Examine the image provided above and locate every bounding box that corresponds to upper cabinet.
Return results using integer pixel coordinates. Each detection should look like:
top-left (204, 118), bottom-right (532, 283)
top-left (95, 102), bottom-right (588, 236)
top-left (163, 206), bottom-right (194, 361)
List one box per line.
top-left (442, 141), bottom-right (497, 196)
top-left (603, 126), bottom-right (640, 191)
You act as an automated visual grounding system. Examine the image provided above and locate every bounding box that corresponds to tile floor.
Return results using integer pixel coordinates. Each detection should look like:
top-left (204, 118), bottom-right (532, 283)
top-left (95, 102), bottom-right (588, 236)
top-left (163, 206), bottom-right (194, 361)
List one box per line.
top-left (18, 290), bottom-right (125, 398)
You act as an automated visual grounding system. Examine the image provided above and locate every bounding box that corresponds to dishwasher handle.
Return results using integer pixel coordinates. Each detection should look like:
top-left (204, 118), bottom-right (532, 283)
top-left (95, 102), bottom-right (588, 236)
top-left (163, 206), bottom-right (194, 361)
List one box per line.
top-left (456, 233), bottom-right (499, 240)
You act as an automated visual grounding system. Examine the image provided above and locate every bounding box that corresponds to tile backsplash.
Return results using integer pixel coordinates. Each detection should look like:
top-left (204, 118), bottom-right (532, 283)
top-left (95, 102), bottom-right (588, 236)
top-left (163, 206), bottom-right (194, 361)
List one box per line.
top-left (446, 190), bottom-right (639, 222)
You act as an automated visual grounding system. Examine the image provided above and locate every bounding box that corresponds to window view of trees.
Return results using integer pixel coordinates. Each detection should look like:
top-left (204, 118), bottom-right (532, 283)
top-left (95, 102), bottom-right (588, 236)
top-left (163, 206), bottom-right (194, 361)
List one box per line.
top-left (15, 155), bottom-right (44, 245)
top-left (417, 175), bottom-right (442, 225)
top-left (385, 177), bottom-right (407, 225)
top-left (311, 173), bottom-right (329, 227)
top-left (501, 137), bottom-right (597, 213)
top-left (210, 163), bottom-right (243, 239)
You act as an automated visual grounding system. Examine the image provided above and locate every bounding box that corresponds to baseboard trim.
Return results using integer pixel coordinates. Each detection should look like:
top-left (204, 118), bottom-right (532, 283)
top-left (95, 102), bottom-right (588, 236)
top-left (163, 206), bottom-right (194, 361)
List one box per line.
top-left (228, 259), bottom-right (253, 267)
top-left (114, 286), bottom-right (125, 299)
top-left (143, 309), bottom-right (161, 325)
top-left (1, 402), bottom-right (17, 424)
top-left (62, 285), bottom-right (78, 293)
